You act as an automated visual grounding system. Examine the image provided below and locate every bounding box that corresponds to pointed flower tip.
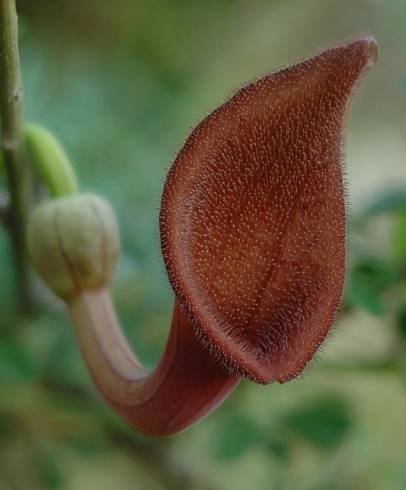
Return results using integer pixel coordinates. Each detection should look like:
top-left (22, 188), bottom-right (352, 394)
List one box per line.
top-left (348, 35), bottom-right (378, 69)
top-left (359, 36), bottom-right (378, 68)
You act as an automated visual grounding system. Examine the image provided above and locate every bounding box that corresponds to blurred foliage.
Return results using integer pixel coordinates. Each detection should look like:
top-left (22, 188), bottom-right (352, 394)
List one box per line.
top-left (348, 259), bottom-right (399, 315)
top-left (1, 0), bottom-right (406, 489)
top-left (279, 395), bottom-right (352, 449)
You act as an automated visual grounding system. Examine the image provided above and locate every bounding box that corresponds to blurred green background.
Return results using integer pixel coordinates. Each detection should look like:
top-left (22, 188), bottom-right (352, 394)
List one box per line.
top-left (1, 0), bottom-right (406, 489)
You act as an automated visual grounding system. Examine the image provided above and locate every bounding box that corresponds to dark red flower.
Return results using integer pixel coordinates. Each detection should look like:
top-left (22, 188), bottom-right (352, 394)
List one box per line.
top-left (34, 37), bottom-right (377, 436)
top-left (160, 37), bottom-right (378, 384)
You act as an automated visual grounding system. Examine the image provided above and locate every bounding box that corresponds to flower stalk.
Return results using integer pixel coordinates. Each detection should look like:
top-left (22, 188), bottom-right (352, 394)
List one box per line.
top-left (25, 123), bottom-right (79, 197)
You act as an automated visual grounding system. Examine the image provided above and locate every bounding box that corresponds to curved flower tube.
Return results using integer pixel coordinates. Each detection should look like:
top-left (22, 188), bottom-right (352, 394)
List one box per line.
top-left (70, 292), bottom-right (240, 436)
top-left (28, 37), bottom-right (377, 436)
top-left (28, 194), bottom-right (240, 436)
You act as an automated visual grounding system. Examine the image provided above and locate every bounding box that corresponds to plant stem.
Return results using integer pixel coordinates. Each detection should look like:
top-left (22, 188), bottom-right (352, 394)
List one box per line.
top-left (25, 123), bottom-right (79, 197)
top-left (0, 0), bottom-right (34, 312)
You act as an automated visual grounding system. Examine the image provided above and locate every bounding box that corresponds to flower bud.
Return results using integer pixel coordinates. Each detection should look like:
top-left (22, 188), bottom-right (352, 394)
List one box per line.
top-left (28, 193), bottom-right (120, 301)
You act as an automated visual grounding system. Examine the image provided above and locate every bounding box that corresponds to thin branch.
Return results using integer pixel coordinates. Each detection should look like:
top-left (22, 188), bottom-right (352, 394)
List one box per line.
top-left (0, 187), bottom-right (10, 227)
top-left (0, 0), bottom-right (34, 312)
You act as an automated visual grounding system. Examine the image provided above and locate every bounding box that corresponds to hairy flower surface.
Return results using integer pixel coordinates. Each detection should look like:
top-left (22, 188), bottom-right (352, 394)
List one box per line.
top-left (160, 38), bottom-right (378, 384)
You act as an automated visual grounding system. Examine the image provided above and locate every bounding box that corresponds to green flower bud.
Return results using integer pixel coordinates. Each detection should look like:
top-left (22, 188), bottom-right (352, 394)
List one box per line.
top-left (28, 193), bottom-right (120, 301)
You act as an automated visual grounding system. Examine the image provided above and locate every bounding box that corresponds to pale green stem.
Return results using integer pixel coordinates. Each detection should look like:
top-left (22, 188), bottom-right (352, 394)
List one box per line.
top-left (25, 123), bottom-right (79, 197)
top-left (0, 0), bottom-right (34, 312)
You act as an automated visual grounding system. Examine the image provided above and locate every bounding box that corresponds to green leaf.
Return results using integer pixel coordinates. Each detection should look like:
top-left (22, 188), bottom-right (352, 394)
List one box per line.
top-left (347, 259), bottom-right (398, 315)
top-left (396, 305), bottom-right (406, 340)
top-left (213, 413), bottom-right (261, 460)
top-left (280, 395), bottom-right (352, 449)
top-left (0, 338), bottom-right (36, 382)
top-left (263, 436), bottom-right (289, 461)
top-left (393, 211), bottom-right (406, 263)
top-left (34, 442), bottom-right (64, 490)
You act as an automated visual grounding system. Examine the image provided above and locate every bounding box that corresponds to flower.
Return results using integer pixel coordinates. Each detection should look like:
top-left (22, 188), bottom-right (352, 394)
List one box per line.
top-left (29, 37), bottom-right (377, 436)
top-left (160, 37), bottom-right (378, 384)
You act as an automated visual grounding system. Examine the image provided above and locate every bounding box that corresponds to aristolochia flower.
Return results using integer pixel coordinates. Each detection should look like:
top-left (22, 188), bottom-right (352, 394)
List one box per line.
top-left (29, 37), bottom-right (377, 436)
